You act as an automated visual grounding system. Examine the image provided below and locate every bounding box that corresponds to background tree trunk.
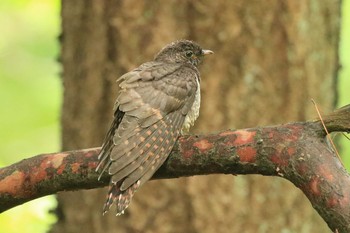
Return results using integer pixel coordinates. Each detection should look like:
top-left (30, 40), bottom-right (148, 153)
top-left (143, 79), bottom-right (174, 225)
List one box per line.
top-left (53, 1), bottom-right (340, 232)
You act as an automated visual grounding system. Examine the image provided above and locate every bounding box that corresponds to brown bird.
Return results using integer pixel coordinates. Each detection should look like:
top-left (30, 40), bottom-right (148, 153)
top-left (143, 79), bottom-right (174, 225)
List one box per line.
top-left (96, 40), bottom-right (213, 215)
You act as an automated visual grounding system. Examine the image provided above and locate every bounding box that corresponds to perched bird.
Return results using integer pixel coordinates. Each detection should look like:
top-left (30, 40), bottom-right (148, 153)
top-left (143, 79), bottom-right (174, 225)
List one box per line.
top-left (96, 40), bottom-right (213, 215)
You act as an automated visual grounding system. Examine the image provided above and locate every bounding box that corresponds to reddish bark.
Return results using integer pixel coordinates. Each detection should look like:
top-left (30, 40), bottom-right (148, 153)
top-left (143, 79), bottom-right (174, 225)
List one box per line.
top-left (0, 105), bottom-right (349, 232)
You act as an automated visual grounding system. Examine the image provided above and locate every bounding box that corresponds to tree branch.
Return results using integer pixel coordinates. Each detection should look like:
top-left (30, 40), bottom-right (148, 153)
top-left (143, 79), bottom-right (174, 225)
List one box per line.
top-left (1, 105), bottom-right (349, 232)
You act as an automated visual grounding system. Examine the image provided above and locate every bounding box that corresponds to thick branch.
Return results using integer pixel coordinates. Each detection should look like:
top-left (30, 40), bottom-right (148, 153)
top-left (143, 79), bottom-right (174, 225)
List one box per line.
top-left (1, 105), bottom-right (350, 232)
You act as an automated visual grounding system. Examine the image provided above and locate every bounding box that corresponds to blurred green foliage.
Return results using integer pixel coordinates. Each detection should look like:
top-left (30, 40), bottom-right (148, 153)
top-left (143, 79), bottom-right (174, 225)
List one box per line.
top-left (0, 0), bottom-right (60, 232)
top-left (0, 0), bottom-right (349, 232)
top-left (339, 0), bottom-right (350, 168)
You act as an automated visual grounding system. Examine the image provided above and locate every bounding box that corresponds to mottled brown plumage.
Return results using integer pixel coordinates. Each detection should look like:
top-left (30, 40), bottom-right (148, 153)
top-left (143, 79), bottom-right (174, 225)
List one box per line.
top-left (96, 40), bottom-right (213, 215)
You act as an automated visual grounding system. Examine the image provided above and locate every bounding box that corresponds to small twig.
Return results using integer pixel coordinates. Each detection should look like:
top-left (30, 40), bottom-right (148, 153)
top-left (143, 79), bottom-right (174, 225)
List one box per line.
top-left (311, 99), bottom-right (344, 167)
top-left (342, 132), bottom-right (350, 141)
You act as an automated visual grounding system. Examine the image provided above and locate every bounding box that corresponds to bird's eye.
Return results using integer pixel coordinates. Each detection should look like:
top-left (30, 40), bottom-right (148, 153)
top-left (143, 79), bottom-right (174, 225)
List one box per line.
top-left (185, 50), bottom-right (193, 58)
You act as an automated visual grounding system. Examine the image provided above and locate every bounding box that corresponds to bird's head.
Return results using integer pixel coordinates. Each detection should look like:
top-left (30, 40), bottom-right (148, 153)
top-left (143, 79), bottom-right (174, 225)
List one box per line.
top-left (154, 40), bottom-right (213, 66)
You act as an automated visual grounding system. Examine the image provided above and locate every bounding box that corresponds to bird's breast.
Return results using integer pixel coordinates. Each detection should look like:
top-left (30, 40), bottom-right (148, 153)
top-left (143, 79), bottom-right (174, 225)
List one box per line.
top-left (182, 75), bottom-right (201, 133)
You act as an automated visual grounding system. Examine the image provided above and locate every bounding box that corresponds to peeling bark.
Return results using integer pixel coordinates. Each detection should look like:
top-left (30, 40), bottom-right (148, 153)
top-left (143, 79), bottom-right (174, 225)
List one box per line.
top-left (1, 105), bottom-right (349, 232)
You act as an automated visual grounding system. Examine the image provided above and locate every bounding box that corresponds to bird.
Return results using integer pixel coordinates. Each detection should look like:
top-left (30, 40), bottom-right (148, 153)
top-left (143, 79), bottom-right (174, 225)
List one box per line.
top-left (96, 39), bottom-right (213, 216)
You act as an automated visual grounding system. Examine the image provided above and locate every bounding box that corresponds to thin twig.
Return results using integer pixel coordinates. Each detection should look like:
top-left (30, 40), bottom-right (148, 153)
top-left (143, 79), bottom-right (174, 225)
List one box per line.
top-left (311, 99), bottom-right (344, 167)
top-left (342, 132), bottom-right (350, 141)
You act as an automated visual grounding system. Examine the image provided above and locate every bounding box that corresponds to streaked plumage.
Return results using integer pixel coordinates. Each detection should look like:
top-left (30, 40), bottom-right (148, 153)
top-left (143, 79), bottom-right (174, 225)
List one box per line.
top-left (96, 40), bottom-right (212, 215)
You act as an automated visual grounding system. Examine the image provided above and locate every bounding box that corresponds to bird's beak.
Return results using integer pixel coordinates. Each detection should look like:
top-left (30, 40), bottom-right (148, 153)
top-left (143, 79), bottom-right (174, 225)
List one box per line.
top-left (202, 49), bottom-right (214, 55)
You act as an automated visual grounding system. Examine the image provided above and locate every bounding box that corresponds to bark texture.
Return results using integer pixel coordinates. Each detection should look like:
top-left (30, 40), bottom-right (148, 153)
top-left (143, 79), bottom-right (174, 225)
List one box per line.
top-left (55, 1), bottom-right (340, 232)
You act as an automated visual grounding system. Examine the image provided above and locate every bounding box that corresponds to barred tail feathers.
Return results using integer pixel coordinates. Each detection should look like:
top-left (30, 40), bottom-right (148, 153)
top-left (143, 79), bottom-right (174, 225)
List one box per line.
top-left (103, 180), bottom-right (141, 216)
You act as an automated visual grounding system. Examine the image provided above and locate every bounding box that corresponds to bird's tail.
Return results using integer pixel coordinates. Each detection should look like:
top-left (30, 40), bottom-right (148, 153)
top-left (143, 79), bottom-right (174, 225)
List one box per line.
top-left (103, 180), bottom-right (141, 216)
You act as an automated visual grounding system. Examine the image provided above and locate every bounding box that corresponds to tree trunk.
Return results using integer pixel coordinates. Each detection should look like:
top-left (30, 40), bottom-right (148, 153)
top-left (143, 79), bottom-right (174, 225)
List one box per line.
top-left (53, 1), bottom-right (340, 232)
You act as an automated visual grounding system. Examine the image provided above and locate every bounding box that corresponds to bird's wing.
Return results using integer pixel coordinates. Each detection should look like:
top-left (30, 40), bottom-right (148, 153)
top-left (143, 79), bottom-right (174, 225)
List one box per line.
top-left (111, 62), bottom-right (199, 188)
top-left (97, 62), bottom-right (199, 190)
